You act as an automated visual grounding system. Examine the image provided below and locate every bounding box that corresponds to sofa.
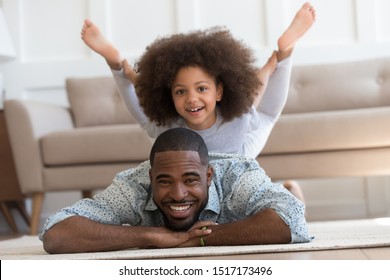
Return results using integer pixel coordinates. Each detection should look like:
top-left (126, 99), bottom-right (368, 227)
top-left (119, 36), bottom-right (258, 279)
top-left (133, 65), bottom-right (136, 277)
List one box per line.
top-left (4, 57), bottom-right (390, 235)
top-left (259, 57), bottom-right (390, 179)
top-left (4, 77), bottom-right (153, 235)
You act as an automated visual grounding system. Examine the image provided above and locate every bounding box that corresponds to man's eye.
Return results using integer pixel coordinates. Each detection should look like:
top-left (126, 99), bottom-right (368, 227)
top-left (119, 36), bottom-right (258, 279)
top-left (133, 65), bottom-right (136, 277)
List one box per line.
top-left (158, 180), bottom-right (171, 185)
top-left (186, 178), bottom-right (199, 184)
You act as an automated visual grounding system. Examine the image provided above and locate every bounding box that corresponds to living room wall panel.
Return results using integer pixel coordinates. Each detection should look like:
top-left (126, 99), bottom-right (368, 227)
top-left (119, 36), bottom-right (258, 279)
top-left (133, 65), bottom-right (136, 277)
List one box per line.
top-left (3, 0), bottom-right (390, 105)
top-left (107, 0), bottom-right (176, 59)
top-left (374, 0), bottom-right (390, 41)
top-left (0, 0), bottom-right (102, 106)
top-left (287, 0), bottom-right (357, 45)
top-left (197, 0), bottom-right (266, 53)
top-left (20, 0), bottom-right (88, 62)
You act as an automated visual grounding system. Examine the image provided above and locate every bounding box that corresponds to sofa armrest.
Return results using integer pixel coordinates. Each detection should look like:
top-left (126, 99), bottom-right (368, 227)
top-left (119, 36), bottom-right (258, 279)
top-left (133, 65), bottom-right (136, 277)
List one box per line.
top-left (3, 99), bottom-right (74, 194)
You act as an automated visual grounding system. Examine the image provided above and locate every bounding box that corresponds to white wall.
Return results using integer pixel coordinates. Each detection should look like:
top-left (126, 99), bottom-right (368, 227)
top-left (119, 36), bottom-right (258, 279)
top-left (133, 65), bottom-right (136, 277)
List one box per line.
top-left (1, 0), bottom-right (390, 233)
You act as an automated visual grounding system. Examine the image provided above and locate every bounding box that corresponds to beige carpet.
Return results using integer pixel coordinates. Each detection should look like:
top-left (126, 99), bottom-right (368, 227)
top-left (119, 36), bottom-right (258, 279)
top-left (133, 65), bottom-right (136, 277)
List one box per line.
top-left (1, 218), bottom-right (389, 260)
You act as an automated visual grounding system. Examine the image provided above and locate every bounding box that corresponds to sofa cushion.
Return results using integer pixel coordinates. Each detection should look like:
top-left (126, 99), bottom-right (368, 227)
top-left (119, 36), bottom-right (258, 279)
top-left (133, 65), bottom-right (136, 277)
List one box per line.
top-left (40, 124), bottom-right (153, 165)
top-left (66, 76), bottom-right (136, 127)
top-left (262, 107), bottom-right (390, 155)
top-left (285, 57), bottom-right (390, 114)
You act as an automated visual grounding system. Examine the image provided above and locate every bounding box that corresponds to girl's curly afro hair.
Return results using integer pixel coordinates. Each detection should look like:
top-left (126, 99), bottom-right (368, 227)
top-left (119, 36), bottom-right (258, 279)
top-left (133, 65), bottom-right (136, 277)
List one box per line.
top-left (135, 26), bottom-right (261, 126)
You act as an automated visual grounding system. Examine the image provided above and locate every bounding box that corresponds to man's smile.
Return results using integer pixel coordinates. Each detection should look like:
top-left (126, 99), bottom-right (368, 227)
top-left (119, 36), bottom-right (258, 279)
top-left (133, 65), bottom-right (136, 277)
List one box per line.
top-left (165, 202), bottom-right (195, 219)
top-left (169, 204), bottom-right (191, 212)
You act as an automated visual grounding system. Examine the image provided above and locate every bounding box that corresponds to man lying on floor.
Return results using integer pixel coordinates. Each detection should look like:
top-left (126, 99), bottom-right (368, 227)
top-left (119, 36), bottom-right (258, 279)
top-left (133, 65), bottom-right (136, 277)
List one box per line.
top-left (40, 128), bottom-right (312, 254)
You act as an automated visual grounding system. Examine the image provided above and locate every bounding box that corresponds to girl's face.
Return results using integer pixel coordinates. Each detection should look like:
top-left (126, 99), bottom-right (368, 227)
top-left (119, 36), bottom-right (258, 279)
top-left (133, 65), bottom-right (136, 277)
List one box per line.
top-left (171, 66), bottom-right (223, 130)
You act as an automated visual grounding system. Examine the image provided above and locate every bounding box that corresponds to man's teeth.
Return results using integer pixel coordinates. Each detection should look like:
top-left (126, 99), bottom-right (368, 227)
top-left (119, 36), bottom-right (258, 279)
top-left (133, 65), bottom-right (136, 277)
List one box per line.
top-left (170, 205), bottom-right (190, 212)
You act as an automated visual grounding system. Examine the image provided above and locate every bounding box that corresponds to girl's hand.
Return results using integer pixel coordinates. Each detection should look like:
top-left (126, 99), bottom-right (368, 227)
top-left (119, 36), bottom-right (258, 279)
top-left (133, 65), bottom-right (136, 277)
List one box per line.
top-left (122, 59), bottom-right (138, 85)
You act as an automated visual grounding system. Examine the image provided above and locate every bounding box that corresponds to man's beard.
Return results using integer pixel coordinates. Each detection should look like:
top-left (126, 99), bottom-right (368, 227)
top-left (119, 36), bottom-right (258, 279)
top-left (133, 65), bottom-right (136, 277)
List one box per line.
top-left (161, 195), bottom-right (208, 232)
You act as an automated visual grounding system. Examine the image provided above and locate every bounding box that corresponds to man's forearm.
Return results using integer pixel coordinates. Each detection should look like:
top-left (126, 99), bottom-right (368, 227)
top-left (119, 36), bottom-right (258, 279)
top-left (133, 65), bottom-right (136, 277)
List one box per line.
top-left (42, 216), bottom-right (214, 254)
top-left (42, 216), bottom-right (152, 254)
top-left (201, 208), bottom-right (291, 246)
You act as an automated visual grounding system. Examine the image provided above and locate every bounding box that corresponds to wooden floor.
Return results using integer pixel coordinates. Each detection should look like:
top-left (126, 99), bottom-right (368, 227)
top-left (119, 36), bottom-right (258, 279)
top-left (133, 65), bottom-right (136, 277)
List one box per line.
top-left (0, 233), bottom-right (26, 241)
top-left (1, 232), bottom-right (389, 260)
top-left (173, 247), bottom-right (390, 260)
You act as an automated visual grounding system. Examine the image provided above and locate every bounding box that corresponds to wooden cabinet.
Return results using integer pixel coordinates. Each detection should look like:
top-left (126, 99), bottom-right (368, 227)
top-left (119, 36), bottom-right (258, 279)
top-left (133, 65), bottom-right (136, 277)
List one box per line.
top-left (0, 110), bottom-right (30, 232)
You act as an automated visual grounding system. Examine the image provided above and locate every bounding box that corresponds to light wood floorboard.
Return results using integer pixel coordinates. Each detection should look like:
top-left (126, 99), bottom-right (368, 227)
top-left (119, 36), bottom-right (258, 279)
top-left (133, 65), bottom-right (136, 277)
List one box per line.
top-left (167, 247), bottom-right (390, 260)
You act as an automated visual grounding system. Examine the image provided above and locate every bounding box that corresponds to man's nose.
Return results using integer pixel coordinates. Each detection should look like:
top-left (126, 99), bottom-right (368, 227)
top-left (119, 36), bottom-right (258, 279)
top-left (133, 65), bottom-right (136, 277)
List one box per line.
top-left (170, 183), bottom-right (188, 201)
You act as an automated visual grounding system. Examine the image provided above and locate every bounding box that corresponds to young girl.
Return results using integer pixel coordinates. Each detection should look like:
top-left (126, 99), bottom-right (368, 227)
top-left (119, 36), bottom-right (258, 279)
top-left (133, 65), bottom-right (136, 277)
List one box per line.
top-left (81, 3), bottom-right (316, 200)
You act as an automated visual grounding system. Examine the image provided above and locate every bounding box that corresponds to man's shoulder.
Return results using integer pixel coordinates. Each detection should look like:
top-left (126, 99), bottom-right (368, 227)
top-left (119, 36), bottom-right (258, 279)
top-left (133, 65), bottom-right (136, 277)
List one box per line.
top-left (209, 153), bottom-right (261, 173)
top-left (209, 153), bottom-right (257, 162)
top-left (208, 153), bottom-right (268, 198)
top-left (113, 160), bottom-right (151, 186)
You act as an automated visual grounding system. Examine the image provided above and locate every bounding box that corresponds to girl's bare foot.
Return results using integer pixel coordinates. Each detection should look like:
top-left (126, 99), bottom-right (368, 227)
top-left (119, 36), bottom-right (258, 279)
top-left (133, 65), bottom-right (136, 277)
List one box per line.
top-left (277, 2), bottom-right (316, 61)
top-left (283, 180), bottom-right (305, 203)
top-left (81, 19), bottom-right (122, 70)
top-left (253, 51), bottom-right (277, 107)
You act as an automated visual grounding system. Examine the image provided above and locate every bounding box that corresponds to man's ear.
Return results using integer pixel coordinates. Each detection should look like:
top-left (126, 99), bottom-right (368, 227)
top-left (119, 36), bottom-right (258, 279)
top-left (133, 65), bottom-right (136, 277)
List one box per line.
top-left (216, 83), bottom-right (223, 102)
top-left (207, 166), bottom-right (213, 188)
top-left (149, 169), bottom-right (152, 183)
